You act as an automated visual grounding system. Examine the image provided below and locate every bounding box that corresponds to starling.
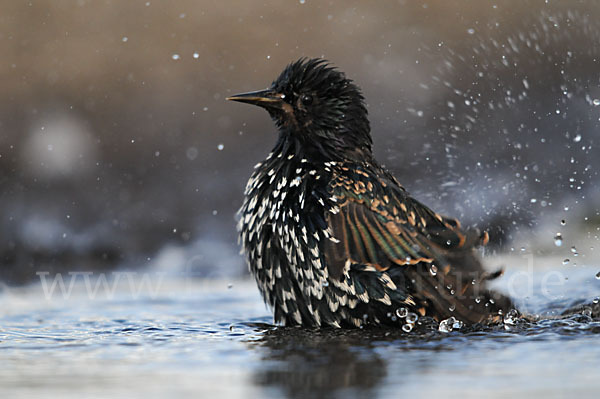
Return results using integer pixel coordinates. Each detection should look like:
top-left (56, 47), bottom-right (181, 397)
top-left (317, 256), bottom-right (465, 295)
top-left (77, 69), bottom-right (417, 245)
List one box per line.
top-left (228, 58), bottom-right (513, 329)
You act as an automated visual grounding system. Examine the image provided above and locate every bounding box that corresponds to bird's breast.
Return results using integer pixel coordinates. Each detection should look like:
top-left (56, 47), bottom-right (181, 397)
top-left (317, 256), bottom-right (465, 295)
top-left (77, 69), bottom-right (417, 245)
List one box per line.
top-left (238, 154), bottom-right (340, 307)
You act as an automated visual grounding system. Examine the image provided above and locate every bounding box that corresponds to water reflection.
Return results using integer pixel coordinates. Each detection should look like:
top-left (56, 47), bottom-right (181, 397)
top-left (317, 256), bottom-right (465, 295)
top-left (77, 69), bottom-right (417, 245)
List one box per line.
top-left (247, 297), bottom-right (600, 397)
top-left (249, 327), bottom-right (392, 398)
top-left (247, 315), bottom-right (459, 398)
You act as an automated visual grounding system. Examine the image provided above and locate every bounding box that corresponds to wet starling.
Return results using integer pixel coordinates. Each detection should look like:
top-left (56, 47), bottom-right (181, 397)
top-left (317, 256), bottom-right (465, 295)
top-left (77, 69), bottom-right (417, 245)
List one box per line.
top-left (228, 58), bottom-right (512, 329)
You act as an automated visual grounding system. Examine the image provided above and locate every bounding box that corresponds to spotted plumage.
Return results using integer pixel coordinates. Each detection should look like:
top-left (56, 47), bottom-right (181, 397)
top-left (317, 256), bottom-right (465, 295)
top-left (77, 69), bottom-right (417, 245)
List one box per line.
top-left (228, 58), bottom-right (512, 329)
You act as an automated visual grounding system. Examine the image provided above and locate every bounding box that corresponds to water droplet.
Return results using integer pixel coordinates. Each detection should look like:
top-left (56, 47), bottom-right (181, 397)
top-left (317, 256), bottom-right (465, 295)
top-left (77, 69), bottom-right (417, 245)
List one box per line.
top-left (406, 312), bottom-right (419, 324)
top-left (186, 147), bottom-right (198, 160)
top-left (396, 307), bottom-right (408, 318)
top-left (227, 283), bottom-right (233, 289)
top-left (193, 52), bottom-right (199, 59)
top-left (595, 271), bottom-right (600, 280)
top-left (560, 219), bottom-right (566, 225)
top-left (554, 233), bottom-right (563, 246)
top-left (570, 246), bottom-right (577, 254)
top-left (429, 265), bottom-right (438, 276)
top-left (171, 54), bottom-right (180, 60)
top-left (438, 318), bottom-right (452, 332)
top-left (266, 55), bottom-right (271, 60)
top-left (573, 134), bottom-right (582, 142)
top-left (401, 323), bottom-right (413, 333)
top-left (503, 309), bottom-right (519, 325)
top-left (322, 280), bottom-right (329, 287)
top-left (475, 296), bottom-right (481, 304)
top-left (563, 258), bottom-right (570, 265)
top-left (212, 210), bottom-right (218, 216)
top-left (217, 143), bottom-right (224, 151)
top-left (439, 317), bottom-right (461, 332)
top-left (122, 36), bottom-right (128, 42)
top-left (449, 304), bottom-right (456, 312)
top-left (467, 28), bottom-right (475, 34)
top-left (593, 98), bottom-right (600, 106)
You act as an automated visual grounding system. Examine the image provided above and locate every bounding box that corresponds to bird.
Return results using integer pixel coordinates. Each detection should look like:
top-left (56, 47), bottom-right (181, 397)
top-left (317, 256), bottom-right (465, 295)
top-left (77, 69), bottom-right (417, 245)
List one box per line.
top-left (227, 58), bottom-right (513, 329)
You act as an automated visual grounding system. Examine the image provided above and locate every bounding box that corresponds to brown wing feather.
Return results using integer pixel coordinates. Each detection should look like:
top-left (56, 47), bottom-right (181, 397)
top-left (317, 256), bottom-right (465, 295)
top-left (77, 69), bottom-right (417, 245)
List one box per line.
top-left (324, 199), bottom-right (437, 280)
top-left (324, 197), bottom-right (512, 323)
top-left (323, 163), bottom-right (513, 323)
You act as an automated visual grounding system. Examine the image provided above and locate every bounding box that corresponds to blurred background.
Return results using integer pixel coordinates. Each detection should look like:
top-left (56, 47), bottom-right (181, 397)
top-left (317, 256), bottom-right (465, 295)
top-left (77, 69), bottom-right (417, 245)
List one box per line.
top-left (1, 0), bottom-right (599, 284)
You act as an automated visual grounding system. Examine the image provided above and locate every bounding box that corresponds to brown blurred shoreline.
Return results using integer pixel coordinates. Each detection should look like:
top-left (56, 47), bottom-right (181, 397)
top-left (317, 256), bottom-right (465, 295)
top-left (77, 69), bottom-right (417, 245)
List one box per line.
top-left (1, 1), bottom-right (599, 283)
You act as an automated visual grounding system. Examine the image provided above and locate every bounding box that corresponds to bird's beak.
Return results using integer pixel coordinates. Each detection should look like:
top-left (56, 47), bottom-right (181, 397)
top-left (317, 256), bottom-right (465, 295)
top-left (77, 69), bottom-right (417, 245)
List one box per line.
top-left (226, 89), bottom-right (285, 110)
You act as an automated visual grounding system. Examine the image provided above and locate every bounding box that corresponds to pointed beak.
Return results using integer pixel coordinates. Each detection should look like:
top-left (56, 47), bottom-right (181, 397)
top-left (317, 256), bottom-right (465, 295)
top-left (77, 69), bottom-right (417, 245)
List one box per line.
top-left (226, 89), bottom-right (285, 109)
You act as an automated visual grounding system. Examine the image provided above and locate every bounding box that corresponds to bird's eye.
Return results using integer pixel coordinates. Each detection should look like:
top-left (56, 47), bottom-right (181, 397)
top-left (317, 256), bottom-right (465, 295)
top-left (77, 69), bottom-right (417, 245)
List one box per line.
top-left (300, 94), bottom-right (313, 106)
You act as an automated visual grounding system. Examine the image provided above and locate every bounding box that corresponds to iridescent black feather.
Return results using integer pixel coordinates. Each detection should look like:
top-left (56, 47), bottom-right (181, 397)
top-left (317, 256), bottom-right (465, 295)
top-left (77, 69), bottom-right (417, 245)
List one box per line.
top-left (229, 58), bottom-right (513, 329)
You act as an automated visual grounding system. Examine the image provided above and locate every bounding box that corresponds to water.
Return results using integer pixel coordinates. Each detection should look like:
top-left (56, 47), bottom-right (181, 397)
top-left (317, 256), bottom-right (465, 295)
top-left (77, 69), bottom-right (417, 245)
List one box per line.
top-left (1, 260), bottom-right (600, 398)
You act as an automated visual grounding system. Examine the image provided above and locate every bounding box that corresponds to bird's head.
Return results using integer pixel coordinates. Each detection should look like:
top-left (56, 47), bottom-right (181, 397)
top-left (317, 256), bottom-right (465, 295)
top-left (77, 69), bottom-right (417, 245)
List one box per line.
top-left (227, 58), bottom-right (372, 161)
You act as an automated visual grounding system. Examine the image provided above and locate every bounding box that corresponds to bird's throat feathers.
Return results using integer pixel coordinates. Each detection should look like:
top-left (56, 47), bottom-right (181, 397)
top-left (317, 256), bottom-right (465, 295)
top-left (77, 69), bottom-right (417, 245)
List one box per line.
top-left (274, 118), bottom-right (373, 163)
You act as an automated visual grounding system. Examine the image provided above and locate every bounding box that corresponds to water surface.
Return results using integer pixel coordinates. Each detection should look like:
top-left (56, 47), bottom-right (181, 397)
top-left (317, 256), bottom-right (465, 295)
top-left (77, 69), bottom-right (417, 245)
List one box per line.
top-left (1, 258), bottom-right (599, 398)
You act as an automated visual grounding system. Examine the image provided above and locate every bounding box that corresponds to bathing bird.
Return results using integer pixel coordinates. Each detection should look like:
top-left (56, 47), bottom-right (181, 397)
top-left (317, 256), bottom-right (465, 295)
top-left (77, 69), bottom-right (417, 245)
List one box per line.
top-left (228, 58), bottom-right (512, 329)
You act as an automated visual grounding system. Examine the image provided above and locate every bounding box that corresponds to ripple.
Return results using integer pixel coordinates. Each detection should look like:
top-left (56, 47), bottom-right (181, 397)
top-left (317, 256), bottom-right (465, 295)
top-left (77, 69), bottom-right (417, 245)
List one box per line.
top-left (0, 274), bottom-right (599, 398)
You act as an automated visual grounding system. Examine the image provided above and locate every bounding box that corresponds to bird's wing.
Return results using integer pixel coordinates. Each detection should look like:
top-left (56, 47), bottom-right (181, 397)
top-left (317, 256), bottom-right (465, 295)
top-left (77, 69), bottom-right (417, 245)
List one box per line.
top-left (324, 164), bottom-right (486, 280)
